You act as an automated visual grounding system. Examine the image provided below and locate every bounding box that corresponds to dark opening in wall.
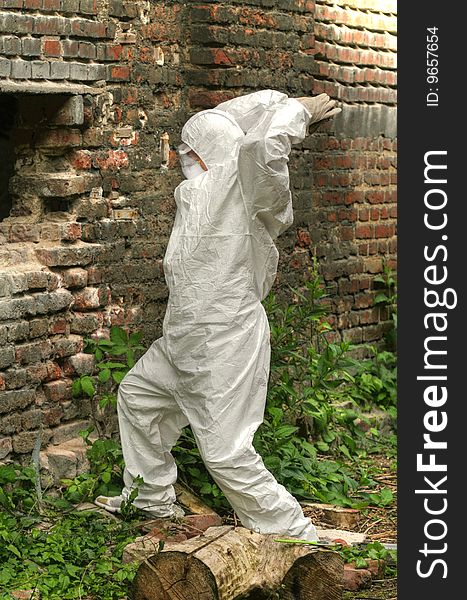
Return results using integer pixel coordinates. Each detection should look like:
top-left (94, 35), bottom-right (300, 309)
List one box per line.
top-left (0, 94), bottom-right (18, 221)
top-left (0, 91), bottom-right (86, 225)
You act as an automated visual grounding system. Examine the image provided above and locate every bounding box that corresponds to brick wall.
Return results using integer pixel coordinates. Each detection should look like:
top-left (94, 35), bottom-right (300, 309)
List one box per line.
top-left (306, 0), bottom-right (397, 346)
top-left (0, 0), bottom-right (396, 465)
top-left (185, 0), bottom-right (397, 348)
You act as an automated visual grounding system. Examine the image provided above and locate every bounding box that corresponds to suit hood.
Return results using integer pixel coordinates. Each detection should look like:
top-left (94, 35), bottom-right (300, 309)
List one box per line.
top-left (180, 109), bottom-right (244, 170)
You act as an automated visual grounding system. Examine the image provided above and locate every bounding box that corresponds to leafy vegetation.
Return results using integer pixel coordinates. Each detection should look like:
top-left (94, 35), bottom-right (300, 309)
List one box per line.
top-left (0, 464), bottom-right (139, 600)
top-left (0, 261), bottom-right (397, 598)
top-left (72, 327), bottom-right (145, 438)
top-left (175, 259), bottom-right (397, 510)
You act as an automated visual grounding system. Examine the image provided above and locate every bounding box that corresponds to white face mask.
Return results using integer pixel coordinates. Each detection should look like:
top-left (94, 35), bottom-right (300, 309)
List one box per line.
top-left (178, 143), bottom-right (206, 179)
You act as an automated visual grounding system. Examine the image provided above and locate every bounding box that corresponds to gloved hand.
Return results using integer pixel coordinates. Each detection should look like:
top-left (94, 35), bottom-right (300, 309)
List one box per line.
top-left (295, 94), bottom-right (341, 133)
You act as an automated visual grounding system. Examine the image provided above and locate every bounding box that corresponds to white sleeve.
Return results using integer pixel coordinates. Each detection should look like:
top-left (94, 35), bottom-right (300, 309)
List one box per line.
top-left (237, 97), bottom-right (311, 239)
top-left (216, 89), bottom-right (288, 134)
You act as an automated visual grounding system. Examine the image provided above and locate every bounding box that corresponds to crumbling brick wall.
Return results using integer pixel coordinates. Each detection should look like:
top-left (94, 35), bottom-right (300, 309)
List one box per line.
top-left (0, 0), bottom-right (396, 465)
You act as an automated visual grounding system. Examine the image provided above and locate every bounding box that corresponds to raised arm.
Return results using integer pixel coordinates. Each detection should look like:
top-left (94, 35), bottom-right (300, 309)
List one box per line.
top-left (216, 89), bottom-right (288, 134)
top-left (237, 93), bottom-right (339, 239)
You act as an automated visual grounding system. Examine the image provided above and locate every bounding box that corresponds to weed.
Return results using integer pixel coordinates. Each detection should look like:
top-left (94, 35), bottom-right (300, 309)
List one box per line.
top-left (0, 464), bottom-right (140, 600)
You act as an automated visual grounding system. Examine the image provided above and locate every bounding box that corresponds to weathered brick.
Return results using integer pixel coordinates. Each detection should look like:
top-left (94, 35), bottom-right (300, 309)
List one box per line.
top-left (69, 61), bottom-right (89, 80)
top-left (65, 351), bottom-right (95, 375)
top-left (2, 35), bottom-right (21, 55)
top-left (52, 335), bottom-right (83, 358)
top-left (33, 16), bottom-right (69, 35)
top-left (3, 368), bottom-right (28, 390)
top-left (51, 96), bottom-right (84, 125)
top-left (78, 40), bottom-right (96, 58)
top-left (26, 360), bottom-right (62, 384)
top-left (34, 129), bottom-right (82, 148)
top-left (1, 0), bottom-right (23, 9)
top-left (49, 61), bottom-right (70, 79)
top-left (107, 65), bottom-right (131, 81)
top-left (72, 286), bottom-right (110, 310)
top-left (0, 389), bottom-right (35, 414)
top-left (60, 267), bottom-right (88, 289)
top-left (24, 0), bottom-right (42, 8)
top-left (0, 13), bottom-right (34, 34)
top-left (108, 0), bottom-right (138, 18)
top-left (10, 58), bottom-right (32, 78)
top-left (31, 60), bottom-right (51, 78)
top-left (25, 271), bottom-right (49, 291)
top-left (0, 296), bottom-right (37, 321)
top-left (0, 413), bottom-right (22, 436)
top-left (42, 38), bottom-right (62, 57)
top-left (6, 321), bottom-right (29, 342)
top-left (60, 0), bottom-right (80, 13)
top-left (51, 420), bottom-right (90, 445)
top-left (43, 379), bottom-right (73, 402)
top-left (0, 437), bottom-right (13, 460)
top-left (21, 410), bottom-right (43, 431)
top-left (13, 429), bottom-right (52, 454)
top-left (34, 289), bottom-right (74, 314)
top-left (35, 244), bottom-right (100, 267)
top-left (49, 315), bottom-right (69, 335)
top-left (71, 17), bottom-right (106, 38)
top-left (16, 340), bottom-right (53, 365)
top-left (87, 62), bottom-right (106, 80)
top-left (29, 318), bottom-right (49, 338)
top-left (43, 406), bottom-right (64, 427)
top-left (70, 312), bottom-right (101, 333)
top-left (0, 346), bottom-right (16, 369)
top-left (80, 0), bottom-right (97, 15)
top-left (0, 57), bottom-right (11, 76)
top-left (43, 0), bottom-right (61, 10)
top-left (62, 38), bottom-right (79, 57)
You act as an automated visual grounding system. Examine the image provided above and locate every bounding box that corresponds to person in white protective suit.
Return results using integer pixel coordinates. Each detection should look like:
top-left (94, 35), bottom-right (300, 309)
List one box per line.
top-left (95, 90), bottom-right (340, 540)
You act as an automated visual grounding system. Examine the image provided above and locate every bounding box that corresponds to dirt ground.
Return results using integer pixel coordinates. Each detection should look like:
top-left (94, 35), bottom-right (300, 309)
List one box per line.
top-left (303, 454), bottom-right (397, 600)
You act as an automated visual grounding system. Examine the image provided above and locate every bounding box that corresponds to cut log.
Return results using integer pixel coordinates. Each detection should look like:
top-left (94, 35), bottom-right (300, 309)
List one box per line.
top-left (131, 525), bottom-right (344, 600)
top-left (174, 482), bottom-right (219, 516)
top-left (302, 502), bottom-right (360, 530)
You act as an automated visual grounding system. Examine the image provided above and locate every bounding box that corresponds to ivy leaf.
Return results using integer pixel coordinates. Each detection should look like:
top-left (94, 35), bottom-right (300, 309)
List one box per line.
top-left (111, 346), bottom-right (128, 356)
top-left (110, 326), bottom-right (128, 344)
top-left (129, 331), bottom-right (142, 345)
top-left (112, 371), bottom-right (127, 384)
top-left (355, 556), bottom-right (368, 569)
top-left (127, 350), bottom-right (135, 369)
top-left (98, 369), bottom-right (111, 384)
top-left (7, 544), bottom-right (21, 558)
top-left (97, 361), bottom-right (127, 370)
top-left (72, 379), bottom-right (82, 397)
top-left (380, 488), bottom-right (393, 505)
top-left (81, 376), bottom-right (95, 398)
top-left (338, 445), bottom-right (351, 459)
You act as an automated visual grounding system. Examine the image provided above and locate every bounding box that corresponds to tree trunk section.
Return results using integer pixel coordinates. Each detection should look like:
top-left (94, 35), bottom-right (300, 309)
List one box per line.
top-left (174, 482), bottom-right (219, 516)
top-left (131, 526), bottom-right (343, 600)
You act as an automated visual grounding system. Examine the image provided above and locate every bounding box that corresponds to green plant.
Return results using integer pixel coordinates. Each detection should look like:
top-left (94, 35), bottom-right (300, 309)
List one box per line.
top-left (337, 541), bottom-right (397, 576)
top-left (273, 538), bottom-right (397, 578)
top-left (72, 326), bottom-right (146, 437)
top-left (0, 463), bottom-right (141, 600)
top-left (172, 259), bottom-right (397, 510)
top-left (374, 262), bottom-right (397, 350)
top-left (352, 347), bottom-right (397, 413)
top-left (61, 431), bottom-right (126, 504)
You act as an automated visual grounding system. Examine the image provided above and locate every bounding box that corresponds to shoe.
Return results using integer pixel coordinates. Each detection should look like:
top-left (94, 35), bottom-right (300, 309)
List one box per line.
top-left (94, 495), bottom-right (185, 519)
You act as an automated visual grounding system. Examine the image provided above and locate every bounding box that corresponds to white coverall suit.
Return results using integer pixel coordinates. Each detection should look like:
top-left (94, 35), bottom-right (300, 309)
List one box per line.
top-left (117, 90), bottom-right (318, 540)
